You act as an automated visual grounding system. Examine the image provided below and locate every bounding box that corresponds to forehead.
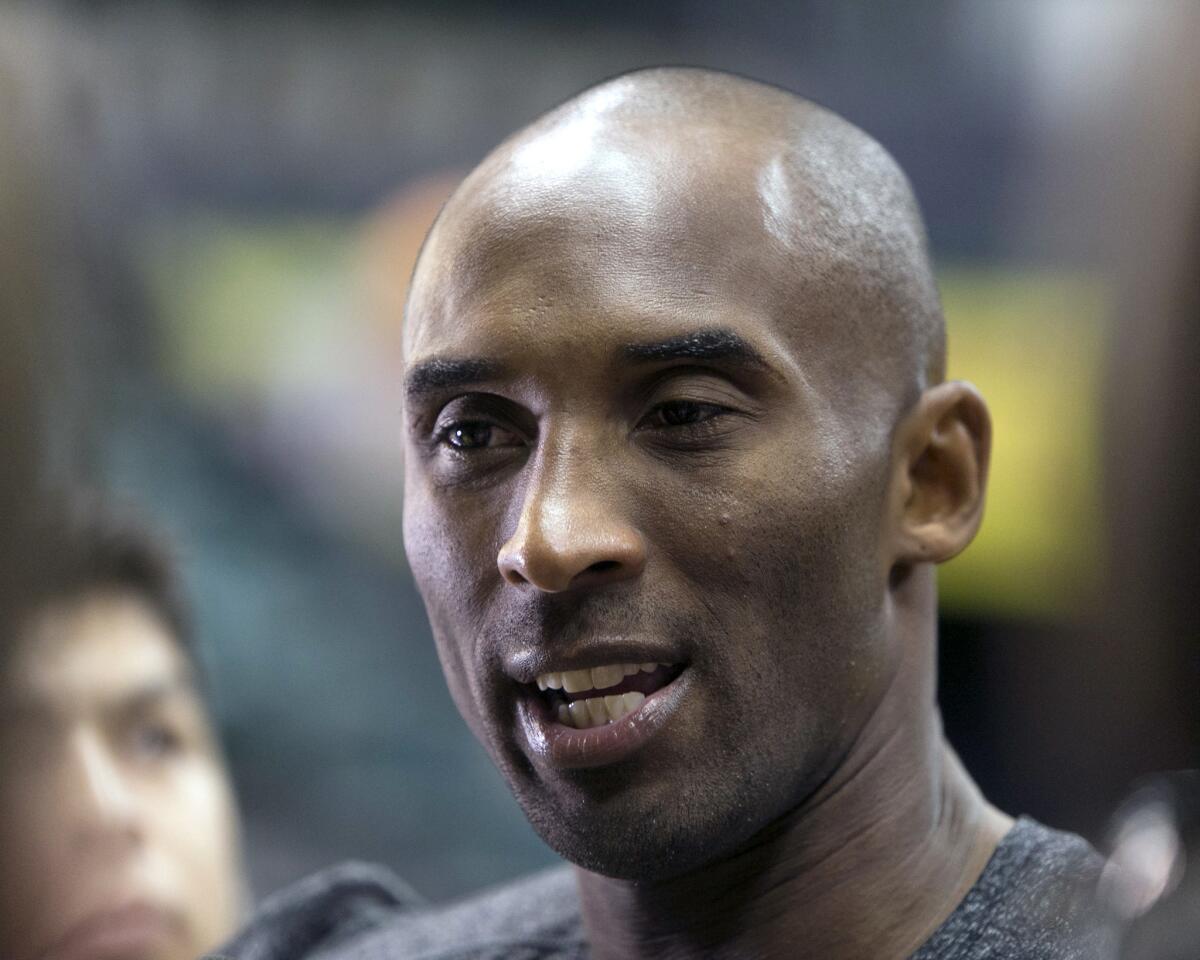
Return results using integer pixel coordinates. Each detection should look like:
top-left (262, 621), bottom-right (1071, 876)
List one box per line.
top-left (4, 592), bottom-right (191, 716)
top-left (406, 131), bottom-right (839, 367)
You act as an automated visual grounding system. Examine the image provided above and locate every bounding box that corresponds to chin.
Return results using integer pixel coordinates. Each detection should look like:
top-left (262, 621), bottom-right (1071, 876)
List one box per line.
top-left (516, 769), bottom-right (775, 882)
top-left (535, 817), bottom-right (716, 881)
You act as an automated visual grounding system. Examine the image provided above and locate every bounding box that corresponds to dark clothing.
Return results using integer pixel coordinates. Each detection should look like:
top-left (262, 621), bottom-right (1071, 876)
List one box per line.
top-left (909, 818), bottom-right (1115, 959)
top-left (218, 817), bottom-right (1116, 959)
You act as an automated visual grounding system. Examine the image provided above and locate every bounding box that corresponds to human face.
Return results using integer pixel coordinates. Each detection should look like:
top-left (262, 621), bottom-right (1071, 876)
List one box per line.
top-left (402, 156), bottom-right (903, 880)
top-left (0, 592), bottom-right (242, 960)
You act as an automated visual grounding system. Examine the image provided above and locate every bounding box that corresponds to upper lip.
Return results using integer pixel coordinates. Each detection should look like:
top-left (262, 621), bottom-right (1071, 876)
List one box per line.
top-left (502, 640), bottom-right (687, 684)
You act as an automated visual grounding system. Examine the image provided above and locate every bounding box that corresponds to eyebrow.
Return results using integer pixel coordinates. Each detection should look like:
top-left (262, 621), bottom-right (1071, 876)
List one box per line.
top-left (622, 329), bottom-right (770, 368)
top-left (405, 329), bottom-right (771, 403)
top-left (118, 674), bottom-right (197, 715)
top-left (404, 357), bottom-right (506, 402)
top-left (0, 673), bottom-right (197, 725)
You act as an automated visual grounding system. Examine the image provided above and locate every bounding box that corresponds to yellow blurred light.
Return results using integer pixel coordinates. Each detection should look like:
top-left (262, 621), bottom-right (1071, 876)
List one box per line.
top-left (937, 267), bottom-right (1109, 619)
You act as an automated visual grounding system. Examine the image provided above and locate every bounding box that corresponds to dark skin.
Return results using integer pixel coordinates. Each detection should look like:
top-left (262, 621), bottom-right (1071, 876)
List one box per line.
top-left (402, 69), bottom-right (1012, 960)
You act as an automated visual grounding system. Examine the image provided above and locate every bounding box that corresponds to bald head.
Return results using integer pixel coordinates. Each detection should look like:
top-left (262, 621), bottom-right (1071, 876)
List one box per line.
top-left (410, 67), bottom-right (944, 431)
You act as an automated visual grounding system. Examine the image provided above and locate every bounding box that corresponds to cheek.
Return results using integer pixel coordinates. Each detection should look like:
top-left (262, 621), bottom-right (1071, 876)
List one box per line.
top-left (650, 438), bottom-right (885, 593)
top-left (151, 761), bottom-right (242, 943)
top-left (403, 487), bottom-right (499, 737)
top-left (646, 444), bottom-right (891, 709)
top-left (404, 481), bottom-right (502, 612)
top-left (160, 758), bottom-right (237, 843)
top-left (0, 771), bottom-right (62, 952)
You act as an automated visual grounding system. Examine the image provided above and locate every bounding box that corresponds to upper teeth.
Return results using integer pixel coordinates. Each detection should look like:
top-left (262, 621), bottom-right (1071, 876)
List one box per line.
top-left (558, 691), bottom-right (646, 729)
top-left (536, 662), bottom-right (662, 693)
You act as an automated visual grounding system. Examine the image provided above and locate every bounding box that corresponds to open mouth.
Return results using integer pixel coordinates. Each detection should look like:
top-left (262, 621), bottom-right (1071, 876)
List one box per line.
top-left (533, 662), bottom-right (686, 729)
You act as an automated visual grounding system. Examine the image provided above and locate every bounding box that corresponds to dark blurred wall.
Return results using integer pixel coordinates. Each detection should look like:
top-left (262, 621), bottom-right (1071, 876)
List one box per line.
top-left (983, 5), bottom-right (1200, 836)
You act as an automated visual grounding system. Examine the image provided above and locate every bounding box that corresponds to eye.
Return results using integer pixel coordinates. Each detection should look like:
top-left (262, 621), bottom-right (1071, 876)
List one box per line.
top-left (127, 720), bottom-right (183, 761)
top-left (436, 419), bottom-right (522, 451)
top-left (644, 399), bottom-right (727, 429)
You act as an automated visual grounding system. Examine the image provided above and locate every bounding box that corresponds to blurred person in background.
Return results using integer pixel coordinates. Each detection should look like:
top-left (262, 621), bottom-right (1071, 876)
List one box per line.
top-left (1, 45), bottom-right (247, 960)
top-left (0, 503), bottom-right (245, 960)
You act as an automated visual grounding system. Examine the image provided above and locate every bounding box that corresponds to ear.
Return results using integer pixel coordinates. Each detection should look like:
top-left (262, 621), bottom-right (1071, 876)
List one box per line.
top-left (886, 380), bottom-right (991, 567)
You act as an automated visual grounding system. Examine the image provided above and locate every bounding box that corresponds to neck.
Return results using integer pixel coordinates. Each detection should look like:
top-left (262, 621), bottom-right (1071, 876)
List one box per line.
top-left (575, 568), bottom-right (1013, 960)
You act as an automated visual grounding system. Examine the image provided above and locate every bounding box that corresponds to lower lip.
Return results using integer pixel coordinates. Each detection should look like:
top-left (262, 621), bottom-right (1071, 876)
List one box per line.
top-left (46, 904), bottom-right (180, 960)
top-left (517, 668), bottom-right (690, 770)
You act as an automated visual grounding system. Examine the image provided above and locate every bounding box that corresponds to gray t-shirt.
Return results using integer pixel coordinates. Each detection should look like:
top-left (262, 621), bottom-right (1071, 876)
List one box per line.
top-left (216, 818), bottom-right (1117, 960)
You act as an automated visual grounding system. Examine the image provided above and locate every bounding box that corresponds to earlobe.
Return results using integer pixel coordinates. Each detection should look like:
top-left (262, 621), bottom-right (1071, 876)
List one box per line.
top-left (889, 381), bottom-right (991, 566)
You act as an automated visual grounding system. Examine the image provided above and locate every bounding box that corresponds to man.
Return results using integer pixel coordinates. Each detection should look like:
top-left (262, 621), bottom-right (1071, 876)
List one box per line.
top-left (223, 67), bottom-right (1116, 959)
top-left (0, 503), bottom-right (245, 960)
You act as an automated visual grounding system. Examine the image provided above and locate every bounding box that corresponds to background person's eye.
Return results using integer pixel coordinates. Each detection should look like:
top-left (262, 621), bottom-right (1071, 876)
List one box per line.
top-left (127, 720), bottom-right (184, 761)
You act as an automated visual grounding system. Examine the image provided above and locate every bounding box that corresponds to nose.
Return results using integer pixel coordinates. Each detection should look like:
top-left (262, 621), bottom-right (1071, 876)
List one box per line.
top-left (64, 728), bottom-right (142, 854)
top-left (497, 447), bottom-right (646, 593)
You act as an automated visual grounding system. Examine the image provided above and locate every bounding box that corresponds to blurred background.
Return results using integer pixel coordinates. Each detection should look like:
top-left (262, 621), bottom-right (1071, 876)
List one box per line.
top-left (1, 0), bottom-right (1196, 904)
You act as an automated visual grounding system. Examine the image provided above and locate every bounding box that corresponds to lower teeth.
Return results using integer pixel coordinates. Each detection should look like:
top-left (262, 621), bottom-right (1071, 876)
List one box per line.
top-left (557, 691), bottom-right (646, 728)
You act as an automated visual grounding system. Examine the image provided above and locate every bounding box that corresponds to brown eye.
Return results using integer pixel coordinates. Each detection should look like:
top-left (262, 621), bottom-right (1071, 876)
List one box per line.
top-left (651, 400), bottom-right (724, 428)
top-left (438, 420), bottom-right (521, 451)
top-left (447, 422), bottom-right (493, 449)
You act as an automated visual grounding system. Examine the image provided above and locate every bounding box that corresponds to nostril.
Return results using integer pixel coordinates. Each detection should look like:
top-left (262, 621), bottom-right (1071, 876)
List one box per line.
top-left (566, 558), bottom-right (634, 589)
top-left (503, 567), bottom-right (530, 587)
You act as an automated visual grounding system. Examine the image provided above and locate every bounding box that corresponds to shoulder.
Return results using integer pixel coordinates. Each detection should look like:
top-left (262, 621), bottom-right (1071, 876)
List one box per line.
top-left (213, 861), bottom-right (422, 959)
top-left (912, 817), bottom-right (1119, 960)
top-left (216, 862), bottom-right (585, 960)
top-left (369, 865), bottom-right (585, 959)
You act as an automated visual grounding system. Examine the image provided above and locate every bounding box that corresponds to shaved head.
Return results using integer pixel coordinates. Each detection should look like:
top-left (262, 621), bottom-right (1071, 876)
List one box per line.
top-left (411, 67), bottom-right (945, 436)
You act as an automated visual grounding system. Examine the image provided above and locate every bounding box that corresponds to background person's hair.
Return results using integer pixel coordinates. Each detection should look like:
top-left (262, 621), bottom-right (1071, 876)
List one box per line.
top-left (4, 495), bottom-right (200, 681)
